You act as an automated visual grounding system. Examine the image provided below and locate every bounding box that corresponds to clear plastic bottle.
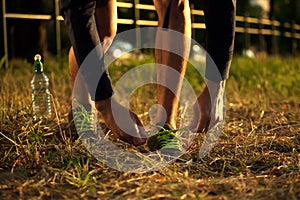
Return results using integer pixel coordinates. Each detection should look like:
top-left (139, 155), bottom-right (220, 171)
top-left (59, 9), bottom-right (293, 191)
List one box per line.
top-left (31, 54), bottom-right (52, 121)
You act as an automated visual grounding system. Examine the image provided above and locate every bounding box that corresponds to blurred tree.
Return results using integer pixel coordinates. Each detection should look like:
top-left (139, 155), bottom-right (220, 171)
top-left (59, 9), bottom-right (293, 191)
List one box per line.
top-left (272, 0), bottom-right (299, 22)
top-left (6, 0), bottom-right (48, 61)
top-left (269, 0), bottom-right (274, 19)
top-left (268, 0), bottom-right (299, 54)
top-left (236, 0), bottom-right (251, 16)
top-left (0, 3), bottom-right (3, 59)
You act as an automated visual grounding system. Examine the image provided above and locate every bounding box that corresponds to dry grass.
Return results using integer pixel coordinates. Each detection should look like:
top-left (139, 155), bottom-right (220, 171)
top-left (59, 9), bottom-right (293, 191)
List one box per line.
top-left (0, 56), bottom-right (299, 199)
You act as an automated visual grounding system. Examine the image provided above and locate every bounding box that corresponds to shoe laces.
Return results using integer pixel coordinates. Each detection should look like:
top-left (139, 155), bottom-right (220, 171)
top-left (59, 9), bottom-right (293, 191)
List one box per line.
top-left (149, 125), bottom-right (183, 151)
top-left (72, 99), bottom-right (96, 136)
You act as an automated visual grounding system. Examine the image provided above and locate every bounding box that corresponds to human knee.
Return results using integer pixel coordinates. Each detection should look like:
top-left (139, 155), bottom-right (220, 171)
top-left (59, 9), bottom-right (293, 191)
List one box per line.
top-left (68, 47), bottom-right (77, 68)
top-left (153, 0), bottom-right (169, 10)
top-left (153, 0), bottom-right (169, 18)
top-left (172, 0), bottom-right (190, 17)
top-left (102, 29), bottom-right (116, 42)
top-left (153, 0), bottom-right (188, 15)
top-left (154, 0), bottom-right (190, 27)
top-left (95, 0), bottom-right (117, 42)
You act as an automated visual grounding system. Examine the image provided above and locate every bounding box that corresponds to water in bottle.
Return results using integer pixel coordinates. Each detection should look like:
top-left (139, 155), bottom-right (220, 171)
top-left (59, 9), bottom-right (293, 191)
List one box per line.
top-left (31, 54), bottom-right (52, 121)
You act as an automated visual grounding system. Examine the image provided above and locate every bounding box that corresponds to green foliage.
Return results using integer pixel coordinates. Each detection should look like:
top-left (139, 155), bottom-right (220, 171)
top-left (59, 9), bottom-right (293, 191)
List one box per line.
top-left (273, 0), bottom-right (299, 22)
top-left (0, 56), bottom-right (6, 69)
top-left (228, 56), bottom-right (300, 103)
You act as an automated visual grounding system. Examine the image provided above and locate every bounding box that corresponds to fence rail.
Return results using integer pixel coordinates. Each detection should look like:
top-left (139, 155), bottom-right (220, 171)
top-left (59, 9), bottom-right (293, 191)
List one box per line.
top-left (2, 0), bottom-right (300, 67)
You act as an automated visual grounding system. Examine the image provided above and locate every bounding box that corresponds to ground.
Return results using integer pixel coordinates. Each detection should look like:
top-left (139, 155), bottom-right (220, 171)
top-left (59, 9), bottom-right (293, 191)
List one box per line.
top-left (0, 56), bottom-right (299, 199)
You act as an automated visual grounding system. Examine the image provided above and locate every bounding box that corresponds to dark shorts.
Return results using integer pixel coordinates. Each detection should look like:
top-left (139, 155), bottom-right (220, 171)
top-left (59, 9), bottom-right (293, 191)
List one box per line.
top-left (61, 0), bottom-right (113, 101)
top-left (204, 0), bottom-right (236, 81)
top-left (60, 0), bottom-right (109, 10)
top-left (96, 0), bottom-right (109, 7)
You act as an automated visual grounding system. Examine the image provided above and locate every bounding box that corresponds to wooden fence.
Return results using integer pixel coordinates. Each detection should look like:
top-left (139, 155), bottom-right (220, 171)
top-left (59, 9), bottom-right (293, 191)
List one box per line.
top-left (2, 0), bottom-right (300, 67)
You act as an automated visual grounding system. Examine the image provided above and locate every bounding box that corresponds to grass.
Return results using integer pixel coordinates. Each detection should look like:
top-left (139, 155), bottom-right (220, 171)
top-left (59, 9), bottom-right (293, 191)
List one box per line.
top-left (0, 55), bottom-right (300, 199)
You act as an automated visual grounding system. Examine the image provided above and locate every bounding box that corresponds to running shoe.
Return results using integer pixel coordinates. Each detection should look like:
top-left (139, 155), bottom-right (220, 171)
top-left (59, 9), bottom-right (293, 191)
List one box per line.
top-left (69, 99), bottom-right (98, 141)
top-left (147, 124), bottom-right (183, 153)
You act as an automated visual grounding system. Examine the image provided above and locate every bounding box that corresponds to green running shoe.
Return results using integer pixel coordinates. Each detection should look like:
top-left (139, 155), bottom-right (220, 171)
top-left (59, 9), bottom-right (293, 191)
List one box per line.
top-left (147, 124), bottom-right (183, 153)
top-left (69, 99), bottom-right (98, 141)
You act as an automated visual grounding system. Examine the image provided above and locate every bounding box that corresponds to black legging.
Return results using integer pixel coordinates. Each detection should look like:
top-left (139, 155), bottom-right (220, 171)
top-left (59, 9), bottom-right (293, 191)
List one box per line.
top-left (204, 0), bottom-right (236, 81)
top-left (61, 0), bottom-right (113, 101)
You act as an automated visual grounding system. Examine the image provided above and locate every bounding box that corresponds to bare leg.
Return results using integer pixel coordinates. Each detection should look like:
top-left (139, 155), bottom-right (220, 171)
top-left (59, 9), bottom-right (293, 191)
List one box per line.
top-left (94, 0), bottom-right (117, 54)
top-left (154, 0), bottom-right (191, 129)
top-left (190, 80), bottom-right (226, 133)
top-left (190, 0), bottom-right (235, 133)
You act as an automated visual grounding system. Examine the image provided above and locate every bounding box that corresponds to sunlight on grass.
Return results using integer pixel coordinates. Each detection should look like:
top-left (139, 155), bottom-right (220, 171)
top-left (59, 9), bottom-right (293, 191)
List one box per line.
top-left (0, 55), bottom-right (299, 199)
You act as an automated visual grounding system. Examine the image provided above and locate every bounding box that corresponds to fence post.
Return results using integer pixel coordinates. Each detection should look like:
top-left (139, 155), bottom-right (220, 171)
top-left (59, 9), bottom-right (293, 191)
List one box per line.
top-left (244, 13), bottom-right (250, 49)
top-left (190, 3), bottom-right (196, 40)
top-left (291, 20), bottom-right (297, 55)
top-left (258, 17), bottom-right (265, 52)
top-left (54, 0), bottom-right (61, 59)
top-left (271, 18), bottom-right (277, 54)
top-left (133, 0), bottom-right (141, 49)
top-left (2, 0), bottom-right (8, 68)
top-left (279, 20), bottom-right (286, 55)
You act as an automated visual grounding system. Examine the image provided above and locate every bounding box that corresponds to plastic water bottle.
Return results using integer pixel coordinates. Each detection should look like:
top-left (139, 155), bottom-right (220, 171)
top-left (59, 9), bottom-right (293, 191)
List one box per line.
top-left (31, 54), bottom-right (52, 121)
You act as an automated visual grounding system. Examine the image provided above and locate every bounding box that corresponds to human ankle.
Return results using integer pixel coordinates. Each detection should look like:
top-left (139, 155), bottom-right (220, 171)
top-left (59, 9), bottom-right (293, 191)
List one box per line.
top-left (205, 80), bottom-right (226, 97)
top-left (95, 97), bottom-right (112, 113)
top-left (206, 79), bottom-right (225, 89)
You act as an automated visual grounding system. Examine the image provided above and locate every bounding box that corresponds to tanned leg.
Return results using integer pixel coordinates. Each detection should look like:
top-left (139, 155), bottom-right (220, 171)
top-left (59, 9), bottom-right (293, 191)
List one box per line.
top-left (190, 80), bottom-right (226, 133)
top-left (153, 0), bottom-right (191, 129)
top-left (190, 0), bottom-right (235, 133)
